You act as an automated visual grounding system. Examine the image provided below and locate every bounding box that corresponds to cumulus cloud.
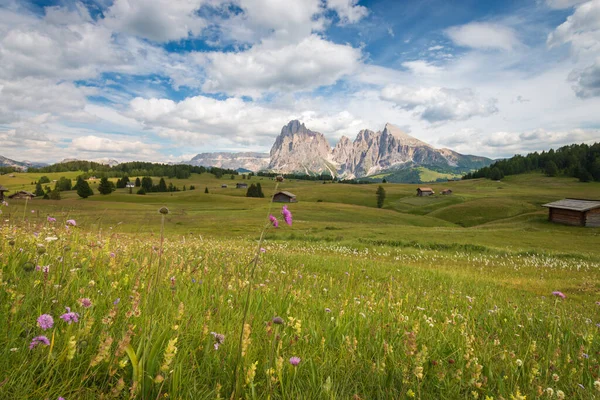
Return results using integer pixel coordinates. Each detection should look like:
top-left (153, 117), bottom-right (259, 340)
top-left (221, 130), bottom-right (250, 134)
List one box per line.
top-left (569, 59), bottom-right (600, 97)
top-left (546, 0), bottom-right (590, 9)
top-left (70, 135), bottom-right (160, 153)
top-left (380, 86), bottom-right (498, 123)
top-left (547, 0), bottom-right (600, 53)
top-left (103, 0), bottom-right (206, 43)
top-left (446, 22), bottom-right (521, 51)
top-left (439, 128), bottom-right (600, 157)
top-left (326, 0), bottom-right (369, 24)
top-left (199, 35), bottom-right (362, 97)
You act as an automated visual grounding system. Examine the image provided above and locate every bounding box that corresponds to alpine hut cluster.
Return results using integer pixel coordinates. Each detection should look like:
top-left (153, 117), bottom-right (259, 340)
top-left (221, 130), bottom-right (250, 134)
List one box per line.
top-left (543, 198), bottom-right (600, 227)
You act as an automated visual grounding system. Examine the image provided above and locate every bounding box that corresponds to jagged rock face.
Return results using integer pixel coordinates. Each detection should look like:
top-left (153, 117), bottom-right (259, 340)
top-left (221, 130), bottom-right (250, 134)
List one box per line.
top-left (268, 120), bottom-right (335, 175)
top-left (183, 120), bottom-right (493, 177)
top-left (188, 152), bottom-right (270, 171)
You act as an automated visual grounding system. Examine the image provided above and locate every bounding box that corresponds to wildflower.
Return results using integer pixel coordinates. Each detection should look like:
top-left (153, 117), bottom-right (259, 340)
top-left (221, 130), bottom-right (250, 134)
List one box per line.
top-left (269, 215), bottom-right (279, 228)
top-left (556, 390), bottom-right (565, 400)
top-left (211, 332), bottom-right (225, 350)
top-left (260, 248), bottom-right (266, 253)
top-left (516, 359), bottom-right (523, 367)
top-left (66, 336), bottom-right (76, 360)
top-left (281, 205), bottom-right (292, 226)
top-left (60, 307), bottom-right (80, 324)
top-left (552, 373), bottom-right (560, 382)
top-left (552, 291), bottom-right (566, 299)
top-left (325, 308), bottom-right (331, 312)
top-left (66, 219), bottom-right (76, 226)
top-left (406, 389), bottom-right (415, 398)
top-left (289, 356), bottom-right (301, 366)
top-left (47, 216), bottom-right (56, 222)
top-left (79, 298), bottom-right (92, 308)
top-left (113, 298), bottom-right (120, 305)
top-left (110, 252), bottom-right (115, 258)
top-left (29, 335), bottom-right (50, 349)
top-left (594, 380), bottom-right (600, 391)
top-left (58, 398), bottom-right (65, 400)
top-left (37, 314), bottom-right (54, 330)
top-left (546, 388), bottom-right (554, 397)
top-left (272, 316), bottom-right (284, 325)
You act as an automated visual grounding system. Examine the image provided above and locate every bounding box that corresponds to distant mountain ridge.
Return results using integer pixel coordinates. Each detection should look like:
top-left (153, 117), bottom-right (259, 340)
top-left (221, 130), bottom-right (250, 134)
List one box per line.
top-left (60, 158), bottom-right (120, 167)
top-left (183, 120), bottom-right (493, 181)
top-left (0, 155), bottom-right (47, 170)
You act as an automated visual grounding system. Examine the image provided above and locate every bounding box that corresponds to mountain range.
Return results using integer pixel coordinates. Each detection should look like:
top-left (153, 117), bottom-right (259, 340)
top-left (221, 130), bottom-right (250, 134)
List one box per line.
top-left (0, 155), bottom-right (47, 170)
top-left (186, 120), bottom-right (493, 181)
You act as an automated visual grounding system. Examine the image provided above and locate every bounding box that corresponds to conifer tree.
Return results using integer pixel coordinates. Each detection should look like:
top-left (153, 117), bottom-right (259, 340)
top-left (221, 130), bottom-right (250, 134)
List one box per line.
top-left (97, 177), bottom-right (113, 195)
top-left (376, 185), bottom-right (386, 208)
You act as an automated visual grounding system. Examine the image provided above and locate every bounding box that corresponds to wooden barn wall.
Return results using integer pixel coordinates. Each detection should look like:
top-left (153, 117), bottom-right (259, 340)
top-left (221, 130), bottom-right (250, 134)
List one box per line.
top-left (549, 208), bottom-right (584, 226)
top-left (586, 208), bottom-right (600, 227)
top-left (273, 194), bottom-right (292, 202)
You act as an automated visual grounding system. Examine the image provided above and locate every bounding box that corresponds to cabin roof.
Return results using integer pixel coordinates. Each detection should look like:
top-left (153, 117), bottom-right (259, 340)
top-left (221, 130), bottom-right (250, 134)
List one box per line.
top-left (274, 191), bottom-right (296, 198)
top-left (542, 198), bottom-right (600, 212)
top-left (417, 187), bottom-right (434, 192)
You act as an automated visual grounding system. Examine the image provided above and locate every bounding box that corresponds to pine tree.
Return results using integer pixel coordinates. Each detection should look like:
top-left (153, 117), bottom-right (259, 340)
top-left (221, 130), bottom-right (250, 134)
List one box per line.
top-left (545, 161), bottom-right (559, 177)
top-left (382, 178), bottom-right (387, 184)
top-left (97, 177), bottom-right (113, 195)
top-left (256, 183), bottom-right (265, 198)
top-left (376, 185), bottom-right (386, 208)
top-left (246, 184), bottom-right (257, 197)
top-left (158, 178), bottom-right (168, 192)
top-left (76, 179), bottom-right (94, 198)
top-left (34, 181), bottom-right (44, 197)
top-left (204, 187), bottom-right (209, 194)
top-left (135, 177), bottom-right (141, 187)
top-left (48, 188), bottom-right (61, 200)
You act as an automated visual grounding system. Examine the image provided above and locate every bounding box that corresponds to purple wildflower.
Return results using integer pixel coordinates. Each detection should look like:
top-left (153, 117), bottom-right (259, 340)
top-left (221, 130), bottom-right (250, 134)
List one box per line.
top-left (79, 298), bottom-right (92, 308)
top-left (66, 219), bottom-right (76, 226)
top-left (59, 307), bottom-right (79, 324)
top-left (59, 398), bottom-right (66, 400)
top-left (289, 356), bottom-right (301, 366)
top-left (29, 335), bottom-right (50, 349)
top-left (325, 308), bottom-right (331, 313)
top-left (211, 332), bottom-right (225, 350)
top-left (552, 291), bottom-right (566, 299)
top-left (110, 252), bottom-right (115, 258)
top-left (269, 215), bottom-right (279, 228)
top-left (260, 247), bottom-right (266, 253)
top-left (37, 314), bottom-right (54, 330)
top-left (47, 216), bottom-right (56, 223)
top-left (114, 298), bottom-right (120, 305)
top-left (281, 205), bottom-right (292, 226)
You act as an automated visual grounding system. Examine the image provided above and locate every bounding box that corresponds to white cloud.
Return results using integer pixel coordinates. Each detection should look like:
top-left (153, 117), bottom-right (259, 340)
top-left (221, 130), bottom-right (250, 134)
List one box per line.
top-left (103, 0), bottom-right (206, 42)
top-left (546, 0), bottom-right (589, 9)
top-left (199, 35), bottom-right (362, 97)
top-left (547, 0), bottom-right (600, 54)
top-left (326, 0), bottom-right (369, 24)
top-left (401, 60), bottom-right (443, 76)
top-left (446, 22), bottom-right (521, 51)
top-left (569, 59), bottom-right (600, 97)
top-left (380, 85), bottom-right (498, 123)
top-left (70, 135), bottom-right (160, 153)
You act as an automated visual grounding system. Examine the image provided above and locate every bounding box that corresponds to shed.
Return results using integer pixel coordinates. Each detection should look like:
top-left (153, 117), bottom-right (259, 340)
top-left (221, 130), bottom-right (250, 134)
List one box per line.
top-left (542, 198), bottom-right (600, 227)
top-left (441, 189), bottom-right (453, 195)
top-left (8, 191), bottom-right (36, 200)
top-left (417, 187), bottom-right (435, 197)
top-left (221, 184), bottom-right (228, 188)
top-left (0, 185), bottom-right (8, 201)
top-left (273, 191), bottom-right (297, 203)
top-left (236, 183), bottom-right (248, 189)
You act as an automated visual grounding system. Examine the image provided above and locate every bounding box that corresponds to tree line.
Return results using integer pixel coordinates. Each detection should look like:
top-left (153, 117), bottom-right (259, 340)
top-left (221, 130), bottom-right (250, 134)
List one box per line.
top-left (463, 142), bottom-right (600, 182)
top-left (28, 161), bottom-right (239, 179)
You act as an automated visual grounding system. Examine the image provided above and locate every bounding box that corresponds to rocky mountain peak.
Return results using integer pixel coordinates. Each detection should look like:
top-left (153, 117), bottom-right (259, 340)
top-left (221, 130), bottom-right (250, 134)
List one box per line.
top-left (382, 123), bottom-right (429, 148)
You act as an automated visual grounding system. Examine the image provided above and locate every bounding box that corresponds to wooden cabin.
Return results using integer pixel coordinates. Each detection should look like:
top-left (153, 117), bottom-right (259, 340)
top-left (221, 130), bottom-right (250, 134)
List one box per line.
top-left (441, 189), bottom-right (453, 195)
top-left (542, 198), bottom-right (600, 227)
top-left (0, 185), bottom-right (8, 201)
top-left (273, 191), bottom-right (297, 203)
top-left (8, 191), bottom-right (36, 200)
top-left (236, 183), bottom-right (248, 189)
top-left (416, 187), bottom-right (435, 197)
top-left (221, 184), bottom-right (228, 188)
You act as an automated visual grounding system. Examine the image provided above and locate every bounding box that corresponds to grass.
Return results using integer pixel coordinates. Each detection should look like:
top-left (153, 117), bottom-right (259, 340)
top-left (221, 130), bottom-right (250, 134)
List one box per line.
top-left (1, 171), bottom-right (600, 399)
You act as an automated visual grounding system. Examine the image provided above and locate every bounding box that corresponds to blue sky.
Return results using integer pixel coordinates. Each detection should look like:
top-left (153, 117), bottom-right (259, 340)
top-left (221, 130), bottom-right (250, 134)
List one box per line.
top-left (0, 0), bottom-right (599, 163)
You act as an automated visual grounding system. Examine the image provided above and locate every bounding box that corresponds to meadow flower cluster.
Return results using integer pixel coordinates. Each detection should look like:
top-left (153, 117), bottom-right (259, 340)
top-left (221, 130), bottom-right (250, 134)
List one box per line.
top-left (1, 209), bottom-right (599, 399)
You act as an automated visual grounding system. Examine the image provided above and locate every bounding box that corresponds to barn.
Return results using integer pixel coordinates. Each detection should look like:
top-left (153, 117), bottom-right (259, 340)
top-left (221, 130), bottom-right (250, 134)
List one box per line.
top-left (441, 189), bottom-right (453, 195)
top-left (273, 191), bottom-right (297, 203)
top-left (417, 187), bottom-right (435, 197)
top-left (542, 198), bottom-right (600, 227)
top-left (0, 185), bottom-right (8, 201)
top-left (8, 191), bottom-right (36, 200)
top-left (236, 183), bottom-right (248, 189)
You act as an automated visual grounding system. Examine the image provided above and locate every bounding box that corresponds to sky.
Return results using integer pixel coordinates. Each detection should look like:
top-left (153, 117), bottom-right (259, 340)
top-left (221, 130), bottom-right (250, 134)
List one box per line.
top-left (0, 0), bottom-right (599, 163)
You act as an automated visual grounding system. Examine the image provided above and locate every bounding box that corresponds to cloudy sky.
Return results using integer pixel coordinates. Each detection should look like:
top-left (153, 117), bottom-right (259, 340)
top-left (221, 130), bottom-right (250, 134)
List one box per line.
top-left (0, 0), bottom-right (599, 163)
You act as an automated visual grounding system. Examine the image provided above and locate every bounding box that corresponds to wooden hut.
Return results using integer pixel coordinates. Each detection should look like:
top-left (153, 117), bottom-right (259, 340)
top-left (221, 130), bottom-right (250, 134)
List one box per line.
top-left (236, 183), bottom-right (248, 189)
top-left (8, 191), bottom-right (36, 200)
top-left (221, 184), bottom-right (228, 188)
top-left (416, 187), bottom-right (435, 197)
top-left (542, 198), bottom-right (600, 227)
top-left (441, 189), bottom-right (453, 195)
top-left (273, 191), bottom-right (297, 203)
top-left (0, 185), bottom-right (8, 201)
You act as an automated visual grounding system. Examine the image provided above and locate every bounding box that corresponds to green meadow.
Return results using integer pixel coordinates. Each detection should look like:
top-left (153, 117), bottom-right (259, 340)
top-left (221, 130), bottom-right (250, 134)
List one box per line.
top-left (1, 171), bottom-right (600, 399)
